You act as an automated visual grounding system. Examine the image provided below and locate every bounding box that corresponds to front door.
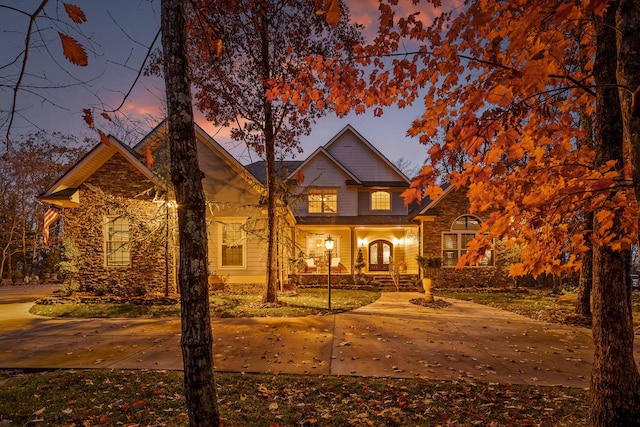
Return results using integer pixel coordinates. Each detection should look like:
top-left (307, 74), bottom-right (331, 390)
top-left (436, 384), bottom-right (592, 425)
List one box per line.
top-left (369, 240), bottom-right (392, 271)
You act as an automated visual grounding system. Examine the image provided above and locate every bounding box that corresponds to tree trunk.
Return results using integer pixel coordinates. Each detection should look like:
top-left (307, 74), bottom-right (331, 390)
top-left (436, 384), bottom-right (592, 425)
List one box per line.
top-left (576, 212), bottom-right (593, 316)
top-left (590, 245), bottom-right (639, 425)
top-left (551, 274), bottom-right (562, 294)
top-left (161, 1), bottom-right (220, 426)
top-left (589, 3), bottom-right (640, 424)
top-left (617, 0), bottom-right (640, 205)
top-left (261, 13), bottom-right (278, 303)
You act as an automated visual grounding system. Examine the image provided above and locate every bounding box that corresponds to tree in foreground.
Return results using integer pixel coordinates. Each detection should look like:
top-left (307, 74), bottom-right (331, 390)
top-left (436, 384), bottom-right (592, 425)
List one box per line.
top-left (182, 0), bottom-right (363, 303)
top-left (161, 0), bottom-right (220, 425)
top-left (589, 3), bottom-right (639, 423)
top-left (2, 1), bottom-right (220, 424)
top-left (307, 0), bottom-right (640, 424)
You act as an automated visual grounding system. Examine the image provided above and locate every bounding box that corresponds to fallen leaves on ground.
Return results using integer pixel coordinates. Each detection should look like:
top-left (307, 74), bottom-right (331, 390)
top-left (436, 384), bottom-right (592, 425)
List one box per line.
top-left (437, 288), bottom-right (640, 330)
top-left (0, 369), bottom-right (588, 426)
top-left (409, 298), bottom-right (453, 309)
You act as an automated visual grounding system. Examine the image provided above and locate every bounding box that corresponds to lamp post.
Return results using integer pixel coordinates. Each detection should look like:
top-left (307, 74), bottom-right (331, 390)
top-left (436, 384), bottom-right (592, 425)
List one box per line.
top-left (325, 235), bottom-right (334, 310)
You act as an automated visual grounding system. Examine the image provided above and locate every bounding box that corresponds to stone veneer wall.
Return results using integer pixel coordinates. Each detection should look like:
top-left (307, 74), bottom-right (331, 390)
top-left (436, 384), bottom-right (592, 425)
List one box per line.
top-left (64, 153), bottom-right (177, 296)
top-left (422, 187), bottom-right (512, 288)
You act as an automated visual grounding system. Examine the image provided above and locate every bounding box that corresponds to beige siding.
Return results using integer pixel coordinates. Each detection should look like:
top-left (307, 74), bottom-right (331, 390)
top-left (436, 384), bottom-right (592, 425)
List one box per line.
top-left (199, 147), bottom-right (262, 204)
top-left (206, 213), bottom-right (269, 285)
top-left (193, 139), bottom-right (269, 285)
top-left (292, 154), bottom-right (358, 216)
top-left (326, 130), bottom-right (401, 181)
top-left (357, 190), bottom-right (408, 215)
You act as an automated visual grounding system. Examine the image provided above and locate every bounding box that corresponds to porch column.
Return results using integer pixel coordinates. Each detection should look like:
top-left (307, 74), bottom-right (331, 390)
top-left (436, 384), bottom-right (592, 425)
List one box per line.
top-left (350, 226), bottom-right (356, 275)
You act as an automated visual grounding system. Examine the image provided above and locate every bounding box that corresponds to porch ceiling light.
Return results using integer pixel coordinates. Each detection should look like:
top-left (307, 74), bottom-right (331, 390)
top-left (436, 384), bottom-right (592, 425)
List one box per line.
top-left (325, 235), bottom-right (334, 251)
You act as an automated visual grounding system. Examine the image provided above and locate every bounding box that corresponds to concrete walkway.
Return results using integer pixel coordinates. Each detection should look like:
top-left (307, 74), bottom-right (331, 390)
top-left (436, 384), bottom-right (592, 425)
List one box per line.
top-left (1, 284), bottom-right (638, 389)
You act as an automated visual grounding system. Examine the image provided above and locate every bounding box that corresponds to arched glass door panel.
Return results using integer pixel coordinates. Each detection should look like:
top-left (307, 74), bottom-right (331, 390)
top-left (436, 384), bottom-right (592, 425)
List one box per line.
top-left (369, 240), bottom-right (392, 271)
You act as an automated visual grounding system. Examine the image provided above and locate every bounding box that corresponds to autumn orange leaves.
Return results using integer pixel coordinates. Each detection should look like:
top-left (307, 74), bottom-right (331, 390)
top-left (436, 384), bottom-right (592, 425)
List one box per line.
top-left (354, 0), bottom-right (634, 277)
top-left (58, 3), bottom-right (88, 66)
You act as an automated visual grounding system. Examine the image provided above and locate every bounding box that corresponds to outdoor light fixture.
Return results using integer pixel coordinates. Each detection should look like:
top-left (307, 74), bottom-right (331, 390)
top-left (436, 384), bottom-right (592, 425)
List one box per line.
top-left (325, 235), bottom-right (334, 251)
top-left (325, 235), bottom-right (334, 310)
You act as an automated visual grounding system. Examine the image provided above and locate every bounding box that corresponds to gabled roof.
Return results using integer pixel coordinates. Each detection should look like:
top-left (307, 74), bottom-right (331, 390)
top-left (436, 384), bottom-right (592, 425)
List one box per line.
top-left (245, 160), bottom-right (304, 185)
top-left (135, 120), bottom-right (265, 193)
top-left (295, 215), bottom-right (416, 226)
top-left (345, 180), bottom-right (410, 188)
top-left (322, 124), bottom-right (411, 185)
top-left (410, 183), bottom-right (455, 218)
top-left (39, 134), bottom-right (160, 208)
top-left (40, 121), bottom-right (268, 208)
top-left (286, 146), bottom-right (362, 184)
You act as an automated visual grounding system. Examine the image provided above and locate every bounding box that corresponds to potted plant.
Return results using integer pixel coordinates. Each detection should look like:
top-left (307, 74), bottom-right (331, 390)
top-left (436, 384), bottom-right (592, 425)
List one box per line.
top-left (396, 260), bottom-right (407, 273)
top-left (416, 256), bottom-right (442, 302)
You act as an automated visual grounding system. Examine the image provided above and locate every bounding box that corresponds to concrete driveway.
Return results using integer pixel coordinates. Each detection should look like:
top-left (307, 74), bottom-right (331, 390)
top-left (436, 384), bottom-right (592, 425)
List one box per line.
top-left (1, 284), bottom-right (637, 388)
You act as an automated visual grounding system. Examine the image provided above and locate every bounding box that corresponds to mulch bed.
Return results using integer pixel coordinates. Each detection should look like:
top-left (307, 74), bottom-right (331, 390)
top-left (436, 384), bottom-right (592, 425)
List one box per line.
top-left (409, 298), bottom-right (452, 309)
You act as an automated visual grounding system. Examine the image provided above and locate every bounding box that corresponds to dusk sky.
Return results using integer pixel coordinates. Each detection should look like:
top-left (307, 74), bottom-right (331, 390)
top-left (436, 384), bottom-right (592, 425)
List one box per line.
top-left (0, 0), bottom-right (438, 170)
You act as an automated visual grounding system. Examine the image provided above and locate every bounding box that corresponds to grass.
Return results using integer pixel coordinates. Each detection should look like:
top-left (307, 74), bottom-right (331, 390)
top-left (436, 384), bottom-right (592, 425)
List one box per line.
top-left (31, 302), bottom-right (182, 318)
top-left (16, 287), bottom-right (636, 425)
top-left (29, 289), bottom-right (380, 319)
top-left (0, 369), bottom-right (588, 426)
top-left (435, 288), bottom-right (640, 329)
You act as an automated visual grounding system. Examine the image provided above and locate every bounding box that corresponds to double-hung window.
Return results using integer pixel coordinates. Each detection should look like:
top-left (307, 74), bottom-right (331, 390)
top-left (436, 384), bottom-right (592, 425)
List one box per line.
top-left (308, 188), bottom-right (337, 214)
top-left (105, 216), bottom-right (130, 266)
top-left (221, 222), bottom-right (244, 267)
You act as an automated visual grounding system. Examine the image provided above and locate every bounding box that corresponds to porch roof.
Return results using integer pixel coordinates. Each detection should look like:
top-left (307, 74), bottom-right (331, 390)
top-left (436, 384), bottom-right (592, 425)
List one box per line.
top-left (345, 180), bottom-right (410, 188)
top-left (295, 215), bottom-right (417, 226)
top-left (38, 188), bottom-right (80, 208)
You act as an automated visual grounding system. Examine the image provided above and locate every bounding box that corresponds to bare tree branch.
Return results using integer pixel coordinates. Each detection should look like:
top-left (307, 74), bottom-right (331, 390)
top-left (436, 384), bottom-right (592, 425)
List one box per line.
top-left (5, 0), bottom-right (49, 153)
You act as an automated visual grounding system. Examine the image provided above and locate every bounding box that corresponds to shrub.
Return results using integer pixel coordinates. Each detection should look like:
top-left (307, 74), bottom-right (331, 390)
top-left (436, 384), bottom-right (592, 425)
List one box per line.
top-left (59, 281), bottom-right (80, 296)
top-left (353, 248), bottom-right (367, 284)
top-left (56, 239), bottom-right (82, 295)
top-left (417, 256), bottom-right (443, 287)
top-left (133, 285), bottom-right (148, 297)
top-left (11, 270), bottom-right (23, 283)
top-left (93, 283), bottom-right (110, 296)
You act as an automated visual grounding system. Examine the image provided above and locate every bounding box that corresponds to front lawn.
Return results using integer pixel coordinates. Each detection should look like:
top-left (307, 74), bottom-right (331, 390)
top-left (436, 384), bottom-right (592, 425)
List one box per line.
top-left (29, 288), bottom-right (380, 319)
top-left (435, 288), bottom-right (640, 329)
top-left (0, 369), bottom-right (588, 426)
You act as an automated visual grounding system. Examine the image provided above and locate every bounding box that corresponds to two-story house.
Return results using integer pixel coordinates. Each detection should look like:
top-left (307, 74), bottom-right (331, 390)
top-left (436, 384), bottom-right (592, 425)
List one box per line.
top-left (39, 121), bottom-right (509, 295)
top-left (285, 125), bottom-right (420, 278)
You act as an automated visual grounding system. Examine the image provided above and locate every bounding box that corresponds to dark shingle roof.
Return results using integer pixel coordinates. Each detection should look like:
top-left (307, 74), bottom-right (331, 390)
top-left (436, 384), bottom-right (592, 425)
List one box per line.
top-left (245, 160), bottom-right (304, 184)
top-left (345, 180), bottom-right (410, 188)
top-left (295, 215), bottom-right (417, 226)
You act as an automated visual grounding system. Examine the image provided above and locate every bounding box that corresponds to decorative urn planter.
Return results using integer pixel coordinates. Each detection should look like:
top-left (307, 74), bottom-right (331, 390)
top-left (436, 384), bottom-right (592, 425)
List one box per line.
top-left (417, 256), bottom-right (442, 303)
top-left (422, 277), bottom-right (434, 302)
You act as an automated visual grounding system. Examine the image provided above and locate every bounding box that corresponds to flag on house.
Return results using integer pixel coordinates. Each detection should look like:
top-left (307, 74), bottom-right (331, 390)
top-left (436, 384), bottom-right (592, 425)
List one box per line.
top-left (43, 208), bottom-right (60, 244)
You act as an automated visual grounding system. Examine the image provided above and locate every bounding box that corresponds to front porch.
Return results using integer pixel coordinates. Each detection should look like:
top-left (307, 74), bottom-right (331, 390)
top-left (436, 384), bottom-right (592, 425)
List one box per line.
top-left (289, 272), bottom-right (420, 292)
top-left (293, 225), bottom-right (421, 280)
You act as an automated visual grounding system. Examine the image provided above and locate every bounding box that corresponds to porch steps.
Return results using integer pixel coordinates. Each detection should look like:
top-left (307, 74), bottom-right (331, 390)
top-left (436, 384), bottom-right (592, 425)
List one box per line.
top-left (370, 274), bottom-right (420, 292)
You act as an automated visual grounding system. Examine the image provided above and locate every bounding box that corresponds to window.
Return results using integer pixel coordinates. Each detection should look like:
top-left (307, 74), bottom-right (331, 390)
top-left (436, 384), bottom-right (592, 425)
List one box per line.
top-left (105, 216), bottom-right (130, 266)
top-left (221, 222), bottom-right (244, 267)
top-left (308, 189), bottom-right (337, 214)
top-left (306, 235), bottom-right (339, 259)
top-left (371, 191), bottom-right (391, 211)
top-left (442, 215), bottom-right (493, 267)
